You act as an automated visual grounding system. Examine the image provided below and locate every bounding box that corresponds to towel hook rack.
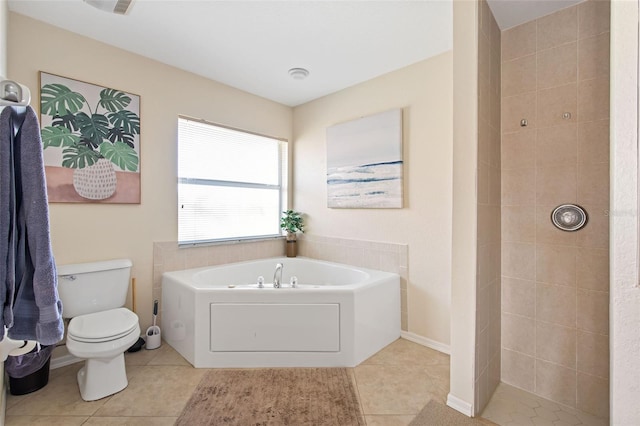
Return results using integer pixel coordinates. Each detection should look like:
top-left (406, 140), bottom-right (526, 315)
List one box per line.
top-left (0, 76), bottom-right (31, 107)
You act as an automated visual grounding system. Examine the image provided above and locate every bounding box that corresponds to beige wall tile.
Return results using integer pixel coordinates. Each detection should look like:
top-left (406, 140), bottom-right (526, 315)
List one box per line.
top-left (489, 126), bottom-right (502, 169)
top-left (537, 5), bottom-right (578, 50)
top-left (479, 117), bottom-right (491, 165)
top-left (578, 32), bottom-right (610, 81)
top-left (577, 373), bottom-right (609, 418)
top-left (502, 242), bottom-right (536, 281)
top-left (536, 164), bottom-right (577, 206)
top-left (479, 31), bottom-right (492, 83)
top-left (578, 119), bottom-right (609, 164)
top-left (537, 43), bottom-right (577, 90)
top-left (537, 283), bottom-right (577, 328)
top-left (502, 312), bottom-right (536, 355)
top-left (489, 164), bottom-right (501, 206)
top-left (577, 330), bottom-right (609, 379)
top-left (502, 92), bottom-right (537, 133)
top-left (536, 205), bottom-right (578, 246)
top-left (502, 20), bottom-right (537, 62)
top-left (577, 289), bottom-right (609, 335)
top-left (502, 348), bottom-right (535, 392)
top-left (502, 54), bottom-right (537, 97)
top-left (537, 83), bottom-right (577, 129)
top-left (577, 161), bottom-right (609, 206)
top-left (578, 77), bottom-right (610, 122)
top-left (578, 0), bottom-right (610, 39)
top-left (502, 205), bottom-right (535, 243)
top-left (576, 248), bottom-right (609, 291)
top-left (575, 205), bottom-right (609, 249)
top-left (502, 277), bottom-right (536, 318)
top-left (536, 321), bottom-right (577, 369)
top-left (502, 129), bottom-right (536, 171)
top-left (502, 168), bottom-right (536, 206)
top-left (535, 359), bottom-right (577, 407)
top-left (478, 161), bottom-right (490, 205)
top-left (536, 244), bottom-right (576, 287)
top-left (536, 124), bottom-right (577, 168)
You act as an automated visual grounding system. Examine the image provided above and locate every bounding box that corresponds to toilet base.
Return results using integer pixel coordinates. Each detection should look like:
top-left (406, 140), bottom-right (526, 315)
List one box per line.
top-left (77, 353), bottom-right (128, 401)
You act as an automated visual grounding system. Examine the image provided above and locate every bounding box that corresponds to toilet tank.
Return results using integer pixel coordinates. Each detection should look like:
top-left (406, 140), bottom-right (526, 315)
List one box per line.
top-left (57, 259), bottom-right (133, 318)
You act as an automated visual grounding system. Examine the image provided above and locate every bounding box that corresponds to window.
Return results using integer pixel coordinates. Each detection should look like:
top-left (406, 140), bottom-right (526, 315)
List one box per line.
top-left (178, 117), bottom-right (288, 245)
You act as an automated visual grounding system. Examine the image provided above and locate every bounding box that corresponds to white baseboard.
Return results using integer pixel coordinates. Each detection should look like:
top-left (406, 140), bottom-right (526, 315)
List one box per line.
top-left (447, 393), bottom-right (474, 417)
top-left (50, 354), bottom-right (82, 370)
top-left (400, 331), bottom-right (450, 355)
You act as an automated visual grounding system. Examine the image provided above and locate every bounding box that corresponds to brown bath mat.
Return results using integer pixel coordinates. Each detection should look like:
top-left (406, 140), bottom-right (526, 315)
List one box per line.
top-left (409, 399), bottom-right (495, 426)
top-left (176, 368), bottom-right (365, 425)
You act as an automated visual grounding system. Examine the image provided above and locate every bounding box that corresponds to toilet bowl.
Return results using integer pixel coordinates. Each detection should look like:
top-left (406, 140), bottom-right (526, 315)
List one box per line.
top-left (66, 308), bottom-right (140, 401)
top-left (57, 259), bottom-right (141, 401)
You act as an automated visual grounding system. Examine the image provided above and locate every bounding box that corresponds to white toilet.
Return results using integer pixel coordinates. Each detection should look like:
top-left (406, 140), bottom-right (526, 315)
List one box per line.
top-left (57, 259), bottom-right (140, 401)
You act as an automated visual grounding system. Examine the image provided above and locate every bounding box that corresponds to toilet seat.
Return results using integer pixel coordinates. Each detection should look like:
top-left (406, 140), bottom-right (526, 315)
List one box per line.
top-left (68, 308), bottom-right (139, 343)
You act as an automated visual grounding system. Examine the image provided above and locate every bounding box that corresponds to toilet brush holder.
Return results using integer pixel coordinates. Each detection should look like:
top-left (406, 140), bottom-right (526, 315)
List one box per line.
top-left (145, 327), bottom-right (161, 350)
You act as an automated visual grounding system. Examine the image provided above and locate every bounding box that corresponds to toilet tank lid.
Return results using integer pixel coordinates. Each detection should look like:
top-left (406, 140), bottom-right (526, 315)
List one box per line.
top-left (57, 259), bottom-right (133, 276)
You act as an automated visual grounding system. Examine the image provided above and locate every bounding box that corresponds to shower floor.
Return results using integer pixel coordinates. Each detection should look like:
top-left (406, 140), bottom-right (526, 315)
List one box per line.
top-left (481, 383), bottom-right (608, 426)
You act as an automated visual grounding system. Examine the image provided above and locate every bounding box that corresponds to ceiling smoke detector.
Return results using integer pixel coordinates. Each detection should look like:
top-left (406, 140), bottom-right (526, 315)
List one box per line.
top-left (84, 0), bottom-right (135, 15)
top-left (288, 68), bottom-right (310, 80)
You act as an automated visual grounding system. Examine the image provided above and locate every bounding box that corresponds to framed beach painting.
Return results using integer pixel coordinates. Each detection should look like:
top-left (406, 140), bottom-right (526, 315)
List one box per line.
top-left (326, 109), bottom-right (403, 208)
top-left (39, 72), bottom-right (141, 203)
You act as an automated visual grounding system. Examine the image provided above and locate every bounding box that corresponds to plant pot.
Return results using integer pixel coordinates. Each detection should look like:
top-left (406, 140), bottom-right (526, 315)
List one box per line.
top-left (286, 234), bottom-right (297, 257)
top-left (73, 159), bottom-right (117, 200)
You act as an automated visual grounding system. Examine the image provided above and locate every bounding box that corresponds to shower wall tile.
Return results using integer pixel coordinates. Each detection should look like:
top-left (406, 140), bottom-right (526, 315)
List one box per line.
top-left (577, 330), bottom-right (609, 379)
top-left (537, 6), bottom-right (577, 50)
top-left (537, 42), bottom-right (577, 90)
top-left (578, 77), bottom-right (610, 122)
top-left (502, 92), bottom-right (537, 133)
top-left (578, 33), bottom-right (610, 81)
top-left (501, 1), bottom-right (609, 412)
top-left (502, 242), bottom-right (536, 280)
top-left (577, 289), bottom-right (609, 335)
top-left (502, 54), bottom-right (537, 97)
top-left (502, 277), bottom-right (535, 318)
top-left (502, 168), bottom-right (535, 206)
top-left (576, 248), bottom-right (609, 292)
top-left (537, 83), bottom-right (577, 128)
top-left (577, 161), bottom-right (609, 206)
top-left (502, 20), bottom-right (537, 62)
top-left (535, 359), bottom-right (577, 407)
top-left (536, 321), bottom-right (576, 369)
top-left (578, 119), bottom-right (610, 164)
top-left (536, 283), bottom-right (577, 328)
top-left (501, 348), bottom-right (535, 392)
top-left (577, 372), bottom-right (609, 418)
top-left (536, 124), bottom-right (577, 167)
top-left (578, 0), bottom-right (611, 39)
top-left (536, 244), bottom-right (576, 287)
top-left (502, 205), bottom-right (535, 243)
top-left (535, 164), bottom-right (577, 206)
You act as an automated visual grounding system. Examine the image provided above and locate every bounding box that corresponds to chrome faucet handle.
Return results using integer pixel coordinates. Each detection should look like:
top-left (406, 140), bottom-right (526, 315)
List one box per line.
top-left (257, 276), bottom-right (264, 288)
top-left (290, 276), bottom-right (298, 288)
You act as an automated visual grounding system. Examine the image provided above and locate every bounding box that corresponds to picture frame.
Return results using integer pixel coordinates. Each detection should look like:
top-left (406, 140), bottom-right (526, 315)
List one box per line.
top-left (326, 109), bottom-right (403, 208)
top-left (39, 71), bottom-right (141, 203)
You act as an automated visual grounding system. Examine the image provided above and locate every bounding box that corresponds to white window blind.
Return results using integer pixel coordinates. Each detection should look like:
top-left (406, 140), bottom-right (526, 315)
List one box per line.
top-left (178, 117), bottom-right (288, 245)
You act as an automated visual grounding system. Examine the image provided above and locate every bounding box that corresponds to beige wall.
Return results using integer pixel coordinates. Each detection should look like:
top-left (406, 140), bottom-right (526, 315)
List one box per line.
top-left (7, 13), bottom-right (293, 328)
top-left (292, 52), bottom-right (453, 344)
top-left (475, 0), bottom-right (501, 413)
top-left (500, 1), bottom-right (610, 417)
top-left (0, 0), bottom-right (6, 76)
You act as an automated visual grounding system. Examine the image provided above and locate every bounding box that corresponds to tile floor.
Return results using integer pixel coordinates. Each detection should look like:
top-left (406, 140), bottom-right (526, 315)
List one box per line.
top-left (481, 383), bottom-right (608, 426)
top-left (3, 338), bottom-right (454, 425)
top-left (3, 338), bottom-right (608, 425)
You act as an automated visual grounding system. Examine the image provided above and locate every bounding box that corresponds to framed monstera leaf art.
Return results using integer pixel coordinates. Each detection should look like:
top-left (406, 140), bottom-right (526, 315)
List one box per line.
top-left (39, 72), bottom-right (141, 203)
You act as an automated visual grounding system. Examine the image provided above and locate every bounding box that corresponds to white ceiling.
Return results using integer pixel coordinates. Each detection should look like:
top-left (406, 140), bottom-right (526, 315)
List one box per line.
top-left (8, 0), bottom-right (581, 107)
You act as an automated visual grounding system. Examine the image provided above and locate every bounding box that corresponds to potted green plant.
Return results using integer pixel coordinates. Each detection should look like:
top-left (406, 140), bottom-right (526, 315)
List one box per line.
top-left (280, 210), bottom-right (304, 257)
top-left (40, 83), bottom-right (140, 200)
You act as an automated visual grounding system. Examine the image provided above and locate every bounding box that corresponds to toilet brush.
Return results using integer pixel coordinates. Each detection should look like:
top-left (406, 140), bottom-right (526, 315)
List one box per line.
top-left (127, 278), bottom-right (145, 353)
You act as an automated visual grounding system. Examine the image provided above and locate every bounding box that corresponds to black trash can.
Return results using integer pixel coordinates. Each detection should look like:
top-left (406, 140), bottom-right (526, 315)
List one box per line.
top-left (6, 344), bottom-right (54, 396)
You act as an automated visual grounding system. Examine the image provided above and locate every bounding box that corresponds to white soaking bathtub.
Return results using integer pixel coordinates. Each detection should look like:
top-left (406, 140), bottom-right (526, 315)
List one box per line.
top-left (161, 257), bottom-right (400, 368)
